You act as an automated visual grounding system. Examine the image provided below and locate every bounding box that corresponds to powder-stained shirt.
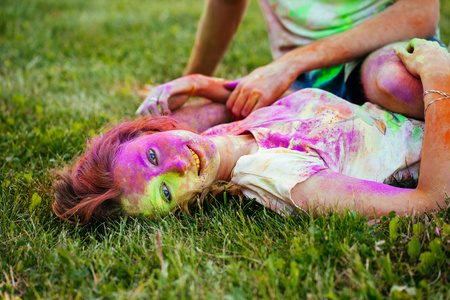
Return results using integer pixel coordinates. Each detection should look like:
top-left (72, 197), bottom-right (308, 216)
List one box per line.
top-left (258, 0), bottom-right (392, 59)
top-left (202, 89), bottom-right (424, 214)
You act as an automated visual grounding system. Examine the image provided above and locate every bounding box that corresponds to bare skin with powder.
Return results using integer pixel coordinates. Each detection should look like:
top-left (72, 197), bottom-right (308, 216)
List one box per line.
top-left (113, 130), bottom-right (257, 216)
top-left (361, 42), bottom-right (425, 119)
top-left (181, 0), bottom-right (439, 120)
top-left (136, 75), bottom-right (235, 131)
top-left (131, 40), bottom-right (449, 218)
top-left (52, 40), bottom-right (450, 224)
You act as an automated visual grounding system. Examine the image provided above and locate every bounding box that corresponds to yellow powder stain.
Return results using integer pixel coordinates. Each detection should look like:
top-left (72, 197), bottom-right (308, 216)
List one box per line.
top-left (416, 55), bottom-right (425, 63)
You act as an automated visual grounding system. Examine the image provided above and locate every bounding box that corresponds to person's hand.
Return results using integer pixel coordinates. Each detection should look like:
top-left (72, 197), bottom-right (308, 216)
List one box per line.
top-left (136, 75), bottom-right (235, 116)
top-left (136, 77), bottom-right (194, 116)
top-left (226, 60), bottom-right (297, 120)
top-left (394, 38), bottom-right (450, 79)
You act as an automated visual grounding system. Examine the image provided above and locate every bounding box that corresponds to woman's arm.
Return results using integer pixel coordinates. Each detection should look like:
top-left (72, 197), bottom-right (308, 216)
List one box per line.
top-left (136, 74), bottom-right (235, 116)
top-left (291, 40), bottom-right (450, 217)
top-left (291, 170), bottom-right (426, 217)
top-left (172, 99), bottom-right (229, 133)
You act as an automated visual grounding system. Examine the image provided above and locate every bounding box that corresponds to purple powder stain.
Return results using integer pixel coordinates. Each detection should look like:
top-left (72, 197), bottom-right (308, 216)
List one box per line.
top-left (364, 48), bottom-right (421, 105)
top-left (435, 227), bottom-right (440, 236)
top-left (223, 79), bottom-right (240, 91)
top-left (368, 219), bottom-right (381, 226)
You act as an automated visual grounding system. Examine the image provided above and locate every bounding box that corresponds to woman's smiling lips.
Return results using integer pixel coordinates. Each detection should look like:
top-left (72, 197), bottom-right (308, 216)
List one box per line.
top-left (187, 146), bottom-right (201, 176)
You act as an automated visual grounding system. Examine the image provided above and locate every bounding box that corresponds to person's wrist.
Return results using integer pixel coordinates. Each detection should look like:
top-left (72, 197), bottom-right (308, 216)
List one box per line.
top-left (421, 72), bottom-right (450, 99)
top-left (273, 58), bottom-right (303, 82)
top-left (277, 48), bottom-right (312, 77)
top-left (423, 90), bottom-right (450, 116)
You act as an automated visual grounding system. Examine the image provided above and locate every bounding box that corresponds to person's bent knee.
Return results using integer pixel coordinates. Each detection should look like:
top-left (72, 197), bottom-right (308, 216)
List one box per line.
top-left (376, 62), bottom-right (423, 109)
top-left (362, 47), bottom-right (424, 118)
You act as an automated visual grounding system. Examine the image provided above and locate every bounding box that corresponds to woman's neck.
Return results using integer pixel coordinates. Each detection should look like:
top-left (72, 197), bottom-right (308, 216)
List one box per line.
top-left (210, 134), bottom-right (258, 181)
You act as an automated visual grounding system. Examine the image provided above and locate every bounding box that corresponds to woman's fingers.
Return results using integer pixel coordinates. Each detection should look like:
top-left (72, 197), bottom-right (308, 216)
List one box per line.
top-left (158, 97), bottom-right (171, 115)
top-left (136, 87), bottom-right (162, 116)
top-left (393, 45), bottom-right (410, 65)
top-left (393, 39), bottom-right (448, 79)
top-left (136, 101), bottom-right (149, 116)
top-left (405, 38), bottom-right (418, 53)
top-left (394, 44), bottom-right (420, 78)
top-left (157, 85), bottom-right (175, 115)
top-left (136, 79), bottom-right (193, 116)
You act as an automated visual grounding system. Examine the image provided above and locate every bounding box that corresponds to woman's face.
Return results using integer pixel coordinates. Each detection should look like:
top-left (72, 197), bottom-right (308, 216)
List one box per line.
top-left (113, 130), bottom-right (220, 216)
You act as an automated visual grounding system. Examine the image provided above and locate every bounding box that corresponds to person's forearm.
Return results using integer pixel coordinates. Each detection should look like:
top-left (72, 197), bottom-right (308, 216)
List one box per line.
top-left (184, 0), bottom-right (250, 76)
top-left (277, 0), bottom-right (439, 77)
top-left (416, 71), bottom-right (450, 199)
top-left (172, 100), bottom-right (229, 133)
top-left (391, 39), bottom-right (450, 202)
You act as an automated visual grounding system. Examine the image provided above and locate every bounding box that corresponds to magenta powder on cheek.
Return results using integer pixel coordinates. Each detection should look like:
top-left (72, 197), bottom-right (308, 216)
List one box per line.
top-left (112, 142), bottom-right (161, 196)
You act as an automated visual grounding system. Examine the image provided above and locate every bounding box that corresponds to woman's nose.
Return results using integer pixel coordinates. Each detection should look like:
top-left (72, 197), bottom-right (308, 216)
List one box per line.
top-left (166, 156), bottom-right (187, 175)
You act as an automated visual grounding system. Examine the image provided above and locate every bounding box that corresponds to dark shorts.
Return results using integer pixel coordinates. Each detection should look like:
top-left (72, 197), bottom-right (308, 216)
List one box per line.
top-left (290, 37), bottom-right (447, 105)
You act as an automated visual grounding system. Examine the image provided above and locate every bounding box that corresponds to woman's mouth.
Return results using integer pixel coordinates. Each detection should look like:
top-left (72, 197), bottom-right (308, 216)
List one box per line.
top-left (188, 147), bottom-right (201, 176)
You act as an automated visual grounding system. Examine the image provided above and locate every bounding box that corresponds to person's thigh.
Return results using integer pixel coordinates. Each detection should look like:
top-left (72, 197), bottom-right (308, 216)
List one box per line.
top-left (360, 41), bottom-right (425, 119)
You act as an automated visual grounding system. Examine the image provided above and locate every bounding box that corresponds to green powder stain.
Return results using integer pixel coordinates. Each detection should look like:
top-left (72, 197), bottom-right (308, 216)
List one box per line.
top-left (412, 126), bottom-right (422, 140)
top-left (138, 195), bottom-right (154, 215)
top-left (336, 2), bottom-right (361, 27)
top-left (121, 198), bottom-right (133, 211)
top-left (312, 66), bottom-right (342, 88)
top-left (384, 111), bottom-right (407, 133)
top-left (290, 4), bottom-right (312, 24)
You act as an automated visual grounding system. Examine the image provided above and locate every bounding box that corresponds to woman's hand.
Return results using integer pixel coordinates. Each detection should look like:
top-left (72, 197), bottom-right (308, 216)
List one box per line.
top-left (394, 38), bottom-right (450, 79)
top-left (136, 75), bottom-right (234, 116)
top-left (136, 77), bottom-right (195, 116)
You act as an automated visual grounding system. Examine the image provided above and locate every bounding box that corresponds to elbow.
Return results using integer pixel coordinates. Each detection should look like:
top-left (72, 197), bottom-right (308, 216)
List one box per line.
top-left (410, 0), bottom-right (440, 38)
top-left (419, 22), bottom-right (440, 40)
top-left (421, 12), bottom-right (440, 39)
top-left (412, 187), bottom-right (448, 213)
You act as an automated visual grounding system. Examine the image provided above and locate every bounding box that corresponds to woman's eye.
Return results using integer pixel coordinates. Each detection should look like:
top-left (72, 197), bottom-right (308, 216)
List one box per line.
top-left (147, 149), bottom-right (157, 165)
top-left (162, 184), bottom-right (172, 202)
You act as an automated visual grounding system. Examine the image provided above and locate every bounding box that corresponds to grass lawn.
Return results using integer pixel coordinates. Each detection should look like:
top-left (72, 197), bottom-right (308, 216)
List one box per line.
top-left (1, 0), bottom-right (449, 298)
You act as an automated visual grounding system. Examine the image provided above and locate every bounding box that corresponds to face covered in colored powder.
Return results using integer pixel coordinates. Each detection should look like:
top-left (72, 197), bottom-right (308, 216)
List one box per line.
top-left (113, 130), bottom-right (220, 216)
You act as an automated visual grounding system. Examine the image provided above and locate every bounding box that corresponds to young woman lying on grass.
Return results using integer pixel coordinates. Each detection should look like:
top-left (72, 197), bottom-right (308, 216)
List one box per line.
top-left (53, 39), bottom-right (449, 224)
